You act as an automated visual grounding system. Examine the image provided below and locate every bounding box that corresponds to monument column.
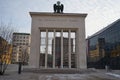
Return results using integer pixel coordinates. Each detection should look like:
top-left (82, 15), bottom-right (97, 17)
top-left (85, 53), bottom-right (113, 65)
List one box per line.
top-left (76, 30), bottom-right (79, 68)
top-left (68, 29), bottom-right (71, 68)
top-left (53, 29), bottom-right (56, 68)
top-left (45, 29), bottom-right (48, 68)
top-left (61, 29), bottom-right (63, 68)
top-left (39, 30), bottom-right (41, 67)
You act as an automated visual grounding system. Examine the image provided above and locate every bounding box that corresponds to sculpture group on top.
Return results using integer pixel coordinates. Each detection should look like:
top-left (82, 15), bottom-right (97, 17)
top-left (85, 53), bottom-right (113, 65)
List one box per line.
top-left (53, 1), bottom-right (64, 13)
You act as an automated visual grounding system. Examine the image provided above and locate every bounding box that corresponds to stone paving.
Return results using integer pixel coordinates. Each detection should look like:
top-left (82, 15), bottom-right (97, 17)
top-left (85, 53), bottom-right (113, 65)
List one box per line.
top-left (0, 65), bottom-right (120, 80)
top-left (0, 70), bottom-right (120, 80)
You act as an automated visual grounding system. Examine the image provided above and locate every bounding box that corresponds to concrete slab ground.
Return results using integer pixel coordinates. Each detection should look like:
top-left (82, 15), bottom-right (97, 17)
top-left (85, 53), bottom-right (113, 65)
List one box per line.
top-left (0, 70), bottom-right (120, 80)
top-left (1, 64), bottom-right (119, 80)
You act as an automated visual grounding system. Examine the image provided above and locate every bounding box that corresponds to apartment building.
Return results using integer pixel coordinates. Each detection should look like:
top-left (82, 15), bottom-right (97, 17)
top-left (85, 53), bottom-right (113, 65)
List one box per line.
top-left (12, 33), bottom-right (30, 64)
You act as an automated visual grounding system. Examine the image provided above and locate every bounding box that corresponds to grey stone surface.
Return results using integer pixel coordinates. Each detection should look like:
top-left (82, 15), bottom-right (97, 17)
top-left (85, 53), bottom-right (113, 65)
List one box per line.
top-left (0, 70), bottom-right (120, 80)
top-left (6, 64), bottom-right (18, 71)
top-left (29, 12), bottom-right (87, 69)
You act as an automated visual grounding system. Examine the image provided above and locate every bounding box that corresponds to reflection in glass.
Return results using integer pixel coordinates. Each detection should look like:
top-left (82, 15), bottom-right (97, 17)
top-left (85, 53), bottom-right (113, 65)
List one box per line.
top-left (87, 20), bottom-right (120, 69)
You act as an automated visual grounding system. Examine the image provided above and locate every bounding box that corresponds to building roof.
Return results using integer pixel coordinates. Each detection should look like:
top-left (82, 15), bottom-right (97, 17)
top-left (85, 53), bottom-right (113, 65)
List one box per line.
top-left (29, 12), bottom-right (87, 17)
top-left (87, 18), bottom-right (120, 39)
top-left (13, 32), bottom-right (30, 35)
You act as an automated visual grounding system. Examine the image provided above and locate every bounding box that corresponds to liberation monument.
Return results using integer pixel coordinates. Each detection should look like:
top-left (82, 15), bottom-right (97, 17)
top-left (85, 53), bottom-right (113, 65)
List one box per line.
top-left (29, 1), bottom-right (87, 69)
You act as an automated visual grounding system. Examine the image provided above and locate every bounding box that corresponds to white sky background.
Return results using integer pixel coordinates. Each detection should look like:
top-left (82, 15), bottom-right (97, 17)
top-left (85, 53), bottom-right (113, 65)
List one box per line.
top-left (0, 0), bottom-right (120, 37)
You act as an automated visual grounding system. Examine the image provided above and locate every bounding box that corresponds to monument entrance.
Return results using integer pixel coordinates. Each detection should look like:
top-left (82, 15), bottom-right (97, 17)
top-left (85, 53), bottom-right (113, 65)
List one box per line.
top-left (39, 29), bottom-right (76, 68)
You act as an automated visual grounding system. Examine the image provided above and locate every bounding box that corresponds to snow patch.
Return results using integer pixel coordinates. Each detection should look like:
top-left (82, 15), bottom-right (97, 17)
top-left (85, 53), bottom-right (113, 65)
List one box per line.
top-left (106, 73), bottom-right (120, 78)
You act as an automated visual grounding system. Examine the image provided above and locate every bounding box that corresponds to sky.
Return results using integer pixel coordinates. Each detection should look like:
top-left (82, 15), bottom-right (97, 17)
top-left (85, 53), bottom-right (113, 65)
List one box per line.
top-left (0, 0), bottom-right (120, 37)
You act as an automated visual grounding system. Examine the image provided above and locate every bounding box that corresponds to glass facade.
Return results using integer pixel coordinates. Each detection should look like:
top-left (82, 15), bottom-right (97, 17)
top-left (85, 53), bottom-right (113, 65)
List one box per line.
top-left (87, 19), bottom-right (120, 69)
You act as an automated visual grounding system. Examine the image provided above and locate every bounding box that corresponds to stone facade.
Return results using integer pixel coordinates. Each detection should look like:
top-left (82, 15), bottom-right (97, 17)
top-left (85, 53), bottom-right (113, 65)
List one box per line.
top-left (29, 12), bottom-right (87, 69)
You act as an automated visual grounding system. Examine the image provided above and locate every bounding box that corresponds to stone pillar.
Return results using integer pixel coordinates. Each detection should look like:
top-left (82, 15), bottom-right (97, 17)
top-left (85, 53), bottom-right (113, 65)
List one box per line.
top-left (45, 29), bottom-right (48, 68)
top-left (76, 30), bottom-right (79, 68)
top-left (53, 29), bottom-right (56, 68)
top-left (39, 30), bottom-right (41, 67)
top-left (29, 27), bottom-right (40, 68)
top-left (68, 29), bottom-right (71, 68)
top-left (76, 28), bottom-right (87, 69)
top-left (61, 29), bottom-right (63, 68)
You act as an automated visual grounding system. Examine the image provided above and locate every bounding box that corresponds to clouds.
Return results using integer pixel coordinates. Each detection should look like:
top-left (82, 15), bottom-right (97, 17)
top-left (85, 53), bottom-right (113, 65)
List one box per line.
top-left (0, 0), bottom-right (120, 36)
top-left (82, 0), bottom-right (120, 36)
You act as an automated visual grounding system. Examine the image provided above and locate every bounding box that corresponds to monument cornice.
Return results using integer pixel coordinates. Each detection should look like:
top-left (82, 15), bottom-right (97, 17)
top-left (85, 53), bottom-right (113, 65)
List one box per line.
top-left (29, 12), bottom-right (87, 17)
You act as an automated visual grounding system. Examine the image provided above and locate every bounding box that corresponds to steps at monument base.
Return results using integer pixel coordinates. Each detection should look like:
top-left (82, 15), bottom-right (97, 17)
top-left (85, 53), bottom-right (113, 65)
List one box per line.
top-left (23, 68), bottom-right (95, 74)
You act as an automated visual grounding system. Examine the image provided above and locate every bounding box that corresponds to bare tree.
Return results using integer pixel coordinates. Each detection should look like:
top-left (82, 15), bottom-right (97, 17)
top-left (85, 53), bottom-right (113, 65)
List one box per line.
top-left (0, 21), bottom-right (16, 75)
top-left (21, 46), bottom-right (29, 65)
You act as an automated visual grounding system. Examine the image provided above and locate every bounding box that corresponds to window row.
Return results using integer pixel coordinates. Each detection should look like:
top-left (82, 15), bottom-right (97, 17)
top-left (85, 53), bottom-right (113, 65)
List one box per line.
top-left (13, 36), bottom-right (29, 39)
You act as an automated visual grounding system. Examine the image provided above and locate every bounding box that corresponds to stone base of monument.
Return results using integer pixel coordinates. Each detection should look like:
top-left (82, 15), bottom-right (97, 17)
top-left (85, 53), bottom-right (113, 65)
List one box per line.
top-left (23, 68), bottom-right (96, 74)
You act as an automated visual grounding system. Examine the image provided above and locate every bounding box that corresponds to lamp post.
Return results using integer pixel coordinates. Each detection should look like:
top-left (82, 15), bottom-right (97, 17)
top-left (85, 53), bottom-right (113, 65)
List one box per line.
top-left (18, 61), bottom-right (22, 74)
top-left (17, 45), bottom-right (22, 74)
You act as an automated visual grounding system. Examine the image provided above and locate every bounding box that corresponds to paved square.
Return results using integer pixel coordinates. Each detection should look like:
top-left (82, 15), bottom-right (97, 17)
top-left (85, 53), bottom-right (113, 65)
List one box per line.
top-left (0, 70), bottom-right (120, 80)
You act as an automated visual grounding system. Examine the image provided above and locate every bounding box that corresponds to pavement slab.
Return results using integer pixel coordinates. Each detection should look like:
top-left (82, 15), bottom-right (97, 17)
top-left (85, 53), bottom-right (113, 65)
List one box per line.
top-left (0, 70), bottom-right (120, 80)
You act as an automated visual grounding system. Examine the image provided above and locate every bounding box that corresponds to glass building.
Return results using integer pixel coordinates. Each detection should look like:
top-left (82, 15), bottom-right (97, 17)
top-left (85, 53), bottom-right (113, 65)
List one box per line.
top-left (87, 19), bottom-right (120, 69)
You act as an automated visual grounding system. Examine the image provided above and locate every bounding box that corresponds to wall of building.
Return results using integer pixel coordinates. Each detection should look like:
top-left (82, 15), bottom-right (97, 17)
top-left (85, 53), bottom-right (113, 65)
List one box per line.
top-left (87, 19), bottom-right (120, 69)
top-left (12, 33), bottom-right (30, 64)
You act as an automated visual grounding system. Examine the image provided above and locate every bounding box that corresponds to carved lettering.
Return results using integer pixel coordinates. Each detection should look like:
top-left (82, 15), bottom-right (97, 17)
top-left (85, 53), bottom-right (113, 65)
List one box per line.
top-left (39, 19), bottom-right (79, 23)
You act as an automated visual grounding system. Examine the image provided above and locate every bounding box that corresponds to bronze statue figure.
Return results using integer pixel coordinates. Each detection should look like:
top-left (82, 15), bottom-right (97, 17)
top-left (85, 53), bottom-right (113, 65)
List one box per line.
top-left (53, 1), bottom-right (64, 13)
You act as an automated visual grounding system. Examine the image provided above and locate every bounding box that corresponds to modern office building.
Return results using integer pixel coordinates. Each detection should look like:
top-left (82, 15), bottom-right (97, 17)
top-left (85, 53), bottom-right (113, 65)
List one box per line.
top-left (87, 19), bottom-right (120, 69)
top-left (12, 33), bottom-right (30, 64)
top-left (29, 12), bottom-right (87, 69)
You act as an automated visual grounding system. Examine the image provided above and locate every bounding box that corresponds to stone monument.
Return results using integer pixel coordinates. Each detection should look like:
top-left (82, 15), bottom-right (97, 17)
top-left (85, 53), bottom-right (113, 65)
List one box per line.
top-left (29, 2), bottom-right (87, 69)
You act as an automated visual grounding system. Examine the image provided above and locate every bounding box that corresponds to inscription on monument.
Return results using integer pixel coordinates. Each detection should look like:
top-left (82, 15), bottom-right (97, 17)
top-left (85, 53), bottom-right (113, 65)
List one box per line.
top-left (39, 19), bottom-right (79, 23)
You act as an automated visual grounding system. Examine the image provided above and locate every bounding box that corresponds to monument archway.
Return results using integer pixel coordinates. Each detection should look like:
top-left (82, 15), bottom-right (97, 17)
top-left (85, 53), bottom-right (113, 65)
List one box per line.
top-left (39, 29), bottom-right (76, 68)
top-left (29, 12), bottom-right (87, 69)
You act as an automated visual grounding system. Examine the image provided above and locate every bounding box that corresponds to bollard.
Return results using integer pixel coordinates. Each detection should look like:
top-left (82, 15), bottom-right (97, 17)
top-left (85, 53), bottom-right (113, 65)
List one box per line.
top-left (105, 65), bottom-right (110, 72)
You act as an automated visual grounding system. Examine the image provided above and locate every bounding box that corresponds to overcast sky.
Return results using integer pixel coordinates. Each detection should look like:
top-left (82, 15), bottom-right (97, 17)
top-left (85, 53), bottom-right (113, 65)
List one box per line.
top-left (0, 0), bottom-right (120, 37)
